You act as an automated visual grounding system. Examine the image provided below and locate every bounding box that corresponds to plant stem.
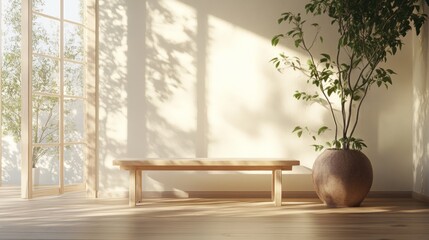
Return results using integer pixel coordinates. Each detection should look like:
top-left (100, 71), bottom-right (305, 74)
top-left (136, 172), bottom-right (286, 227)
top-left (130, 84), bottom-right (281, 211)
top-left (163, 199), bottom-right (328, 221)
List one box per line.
top-left (336, 36), bottom-right (346, 144)
top-left (344, 53), bottom-right (356, 141)
top-left (337, 18), bottom-right (348, 146)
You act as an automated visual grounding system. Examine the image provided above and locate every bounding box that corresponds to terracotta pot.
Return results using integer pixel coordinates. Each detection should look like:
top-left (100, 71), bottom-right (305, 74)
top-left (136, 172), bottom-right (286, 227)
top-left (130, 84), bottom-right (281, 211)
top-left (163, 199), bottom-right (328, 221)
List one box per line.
top-left (312, 149), bottom-right (373, 207)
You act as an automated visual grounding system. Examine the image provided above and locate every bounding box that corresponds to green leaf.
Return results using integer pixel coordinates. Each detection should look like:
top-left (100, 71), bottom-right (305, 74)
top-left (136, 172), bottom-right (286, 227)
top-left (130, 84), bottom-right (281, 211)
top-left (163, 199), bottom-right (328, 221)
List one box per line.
top-left (327, 87), bottom-right (335, 96)
top-left (269, 57), bottom-right (277, 63)
top-left (352, 95), bottom-right (361, 101)
top-left (292, 126), bottom-right (303, 138)
top-left (377, 81), bottom-right (382, 87)
top-left (386, 69), bottom-right (396, 74)
top-left (294, 39), bottom-right (302, 47)
top-left (286, 30), bottom-right (295, 36)
top-left (293, 91), bottom-right (302, 100)
top-left (333, 140), bottom-right (341, 149)
top-left (271, 34), bottom-right (283, 46)
top-left (320, 53), bottom-right (331, 60)
top-left (317, 126), bottom-right (328, 135)
top-left (312, 145), bottom-right (324, 151)
top-left (292, 126), bottom-right (302, 133)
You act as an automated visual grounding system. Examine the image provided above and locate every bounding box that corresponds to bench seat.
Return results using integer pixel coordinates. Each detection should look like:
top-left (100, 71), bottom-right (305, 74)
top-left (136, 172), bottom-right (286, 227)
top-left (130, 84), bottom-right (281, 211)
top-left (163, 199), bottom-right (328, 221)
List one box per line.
top-left (113, 158), bottom-right (300, 207)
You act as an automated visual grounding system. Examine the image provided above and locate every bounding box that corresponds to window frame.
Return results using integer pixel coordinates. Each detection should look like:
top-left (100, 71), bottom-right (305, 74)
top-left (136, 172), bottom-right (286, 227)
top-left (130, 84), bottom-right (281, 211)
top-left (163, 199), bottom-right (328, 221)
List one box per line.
top-left (20, 0), bottom-right (98, 198)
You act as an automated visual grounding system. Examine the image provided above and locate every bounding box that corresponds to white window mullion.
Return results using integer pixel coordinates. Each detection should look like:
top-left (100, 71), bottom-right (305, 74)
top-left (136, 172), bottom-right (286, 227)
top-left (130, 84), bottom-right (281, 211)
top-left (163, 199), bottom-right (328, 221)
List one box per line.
top-left (21, 0), bottom-right (33, 199)
top-left (33, 92), bottom-right (60, 98)
top-left (64, 19), bottom-right (85, 28)
top-left (33, 143), bottom-right (61, 147)
top-left (32, 11), bottom-right (60, 22)
top-left (0, 0), bottom-right (3, 187)
top-left (59, 0), bottom-right (65, 195)
top-left (64, 95), bottom-right (87, 100)
top-left (33, 52), bottom-right (88, 65)
top-left (64, 142), bottom-right (87, 146)
top-left (32, 52), bottom-right (61, 61)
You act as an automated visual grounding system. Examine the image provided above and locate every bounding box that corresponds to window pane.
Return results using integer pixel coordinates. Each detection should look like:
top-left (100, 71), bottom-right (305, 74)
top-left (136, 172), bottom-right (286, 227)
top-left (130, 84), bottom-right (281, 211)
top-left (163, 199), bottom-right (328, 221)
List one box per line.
top-left (32, 55), bottom-right (59, 94)
top-left (64, 0), bottom-right (84, 23)
top-left (64, 22), bottom-right (84, 61)
top-left (32, 146), bottom-right (59, 187)
top-left (33, 0), bottom-right (60, 18)
top-left (33, 15), bottom-right (59, 57)
top-left (64, 98), bottom-right (85, 142)
top-left (1, 0), bottom-right (22, 187)
top-left (64, 144), bottom-right (85, 185)
top-left (32, 96), bottom-right (59, 144)
top-left (64, 61), bottom-right (84, 96)
top-left (1, 136), bottom-right (21, 186)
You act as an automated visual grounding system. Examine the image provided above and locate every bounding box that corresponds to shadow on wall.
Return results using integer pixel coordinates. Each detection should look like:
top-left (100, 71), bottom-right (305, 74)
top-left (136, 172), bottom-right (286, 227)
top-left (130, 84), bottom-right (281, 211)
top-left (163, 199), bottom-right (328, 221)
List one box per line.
top-left (98, 0), bottom-right (129, 190)
top-left (99, 0), bottom-right (210, 193)
top-left (144, 0), bottom-right (198, 158)
top-left (99, 0), bottom-right (337, 194)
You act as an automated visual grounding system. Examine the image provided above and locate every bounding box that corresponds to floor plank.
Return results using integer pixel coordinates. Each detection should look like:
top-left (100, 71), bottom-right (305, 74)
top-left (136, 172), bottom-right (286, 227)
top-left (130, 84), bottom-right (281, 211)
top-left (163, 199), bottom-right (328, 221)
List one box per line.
top-left (0, 188), bottom-right (428, 240)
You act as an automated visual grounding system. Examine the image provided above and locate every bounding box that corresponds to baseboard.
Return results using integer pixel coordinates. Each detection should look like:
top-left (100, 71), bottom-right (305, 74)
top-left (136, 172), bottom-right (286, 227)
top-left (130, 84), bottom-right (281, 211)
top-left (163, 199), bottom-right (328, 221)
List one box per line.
top-left (412, 191), bottom-right (429, 203)
top-left (367, 191), bottom-right (412, 198)
top-left (143, 191), bottom-right (319, 198)
top-left (96, 190), bottom-right (412, 199)
top-left (96, 190), bottom-right (316, 199)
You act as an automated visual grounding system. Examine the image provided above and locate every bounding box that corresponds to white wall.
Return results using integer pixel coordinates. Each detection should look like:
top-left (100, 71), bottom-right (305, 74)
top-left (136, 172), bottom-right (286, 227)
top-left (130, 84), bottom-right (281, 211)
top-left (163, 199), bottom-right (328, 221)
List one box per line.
top-left (98, 0), bottom-right (415, 196)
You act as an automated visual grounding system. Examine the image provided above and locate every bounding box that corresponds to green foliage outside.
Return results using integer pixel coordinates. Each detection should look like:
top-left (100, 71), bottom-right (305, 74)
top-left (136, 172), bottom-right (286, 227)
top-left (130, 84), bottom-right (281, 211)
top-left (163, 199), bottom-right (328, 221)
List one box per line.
top-left (2, 0), bottom-right (84, 168)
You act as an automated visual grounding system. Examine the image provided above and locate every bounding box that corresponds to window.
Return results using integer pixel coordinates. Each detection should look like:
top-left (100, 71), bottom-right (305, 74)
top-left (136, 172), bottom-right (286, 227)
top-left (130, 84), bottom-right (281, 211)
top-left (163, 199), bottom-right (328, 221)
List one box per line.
top-left (1, 0), bottom-right (23, 188)
top-left (31, 0), bottom-right (86, 192)
top-left (0, 0), bottom-right (97, 198)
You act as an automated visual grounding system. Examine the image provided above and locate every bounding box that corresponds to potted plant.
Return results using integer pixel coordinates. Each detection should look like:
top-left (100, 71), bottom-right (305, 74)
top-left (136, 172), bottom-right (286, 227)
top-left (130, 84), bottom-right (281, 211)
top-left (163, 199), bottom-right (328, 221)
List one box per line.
top-left (271, 0), bottom-right (427, 207)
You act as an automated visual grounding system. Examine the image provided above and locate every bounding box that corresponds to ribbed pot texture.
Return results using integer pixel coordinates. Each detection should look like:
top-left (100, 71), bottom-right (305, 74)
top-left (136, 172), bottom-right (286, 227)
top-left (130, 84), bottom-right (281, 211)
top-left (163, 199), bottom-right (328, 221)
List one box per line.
top-left (312, 149), bottom-right (373, 207)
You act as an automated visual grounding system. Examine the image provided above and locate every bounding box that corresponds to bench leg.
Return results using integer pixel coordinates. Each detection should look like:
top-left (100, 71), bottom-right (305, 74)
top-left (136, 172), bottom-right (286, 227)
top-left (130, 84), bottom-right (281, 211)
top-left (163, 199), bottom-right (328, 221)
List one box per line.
top-left (272, 169), bottom-right (282, 207)
top-left (129, 169), bottom-right (142, 207)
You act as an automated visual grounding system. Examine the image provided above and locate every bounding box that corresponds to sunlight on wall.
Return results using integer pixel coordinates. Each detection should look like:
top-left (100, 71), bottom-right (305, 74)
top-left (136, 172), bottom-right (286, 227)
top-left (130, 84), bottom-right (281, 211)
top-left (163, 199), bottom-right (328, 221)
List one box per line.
top-left (412, 89), bottom-right (428, 194)
top-left (412, 24), bottom-right (429, 197)
top-left (207, 15), bottom-right (323, 166)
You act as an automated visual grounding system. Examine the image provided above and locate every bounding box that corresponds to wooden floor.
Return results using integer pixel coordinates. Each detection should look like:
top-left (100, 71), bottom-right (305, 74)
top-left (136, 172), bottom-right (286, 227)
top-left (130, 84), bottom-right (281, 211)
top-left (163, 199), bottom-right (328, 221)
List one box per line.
top-left (0, 188), bottom-right (428, 240)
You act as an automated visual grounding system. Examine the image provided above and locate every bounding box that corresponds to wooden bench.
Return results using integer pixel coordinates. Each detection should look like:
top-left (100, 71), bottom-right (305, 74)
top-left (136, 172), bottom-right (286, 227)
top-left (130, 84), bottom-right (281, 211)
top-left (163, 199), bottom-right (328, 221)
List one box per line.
top-left (113, 158), bottom-right (300, 207)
